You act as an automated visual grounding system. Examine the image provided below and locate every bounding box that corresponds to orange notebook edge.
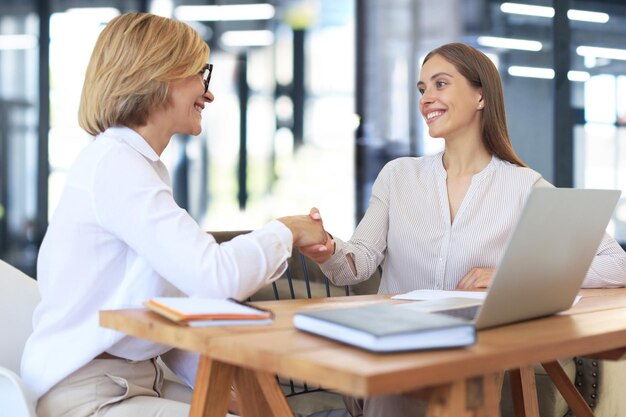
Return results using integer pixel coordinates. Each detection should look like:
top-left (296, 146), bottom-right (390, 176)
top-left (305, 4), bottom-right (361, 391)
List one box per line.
top-left (144, 298), bottom-right (272, 323)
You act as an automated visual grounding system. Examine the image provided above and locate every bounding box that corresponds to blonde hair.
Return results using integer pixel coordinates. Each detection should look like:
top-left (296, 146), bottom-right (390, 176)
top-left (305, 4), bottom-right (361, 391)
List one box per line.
top-left (78, 12), bottom-right (209, 136)
top-left (423, 43), bottom-right (527, 167)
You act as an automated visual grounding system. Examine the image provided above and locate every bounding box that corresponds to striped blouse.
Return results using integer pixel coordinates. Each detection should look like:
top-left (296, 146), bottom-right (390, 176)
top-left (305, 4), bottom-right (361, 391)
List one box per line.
top-left (321, 152), bottom-right (626, 292)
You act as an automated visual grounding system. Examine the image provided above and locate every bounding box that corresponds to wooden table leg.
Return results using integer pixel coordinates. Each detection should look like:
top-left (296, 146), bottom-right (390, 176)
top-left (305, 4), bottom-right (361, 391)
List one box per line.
top-left (541, 361), bottom-right (595, 417)
top-left (234, 368), bottom-right (294, 417)
top-left (509, 366), bottom-right (539, 417)
top-left (190, 355), bottom-right (236, 417)
top-left (425, 374), bottom-right (502, 417)
top-left (476, 372), bottom-right (504, 417)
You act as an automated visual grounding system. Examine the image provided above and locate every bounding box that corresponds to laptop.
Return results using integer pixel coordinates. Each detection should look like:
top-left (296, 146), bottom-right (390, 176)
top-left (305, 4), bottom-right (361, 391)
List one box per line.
top-left (399, 187), bottom-right (620, 330)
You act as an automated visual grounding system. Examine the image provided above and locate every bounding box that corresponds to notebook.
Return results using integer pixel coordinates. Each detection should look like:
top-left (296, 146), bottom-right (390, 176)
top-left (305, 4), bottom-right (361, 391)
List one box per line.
top-left (293, 303), bottom-right (476, 352)
top-left (145, 297), bottom-right (273, 327)
top-left (398, 187), bottom-right (620, 330)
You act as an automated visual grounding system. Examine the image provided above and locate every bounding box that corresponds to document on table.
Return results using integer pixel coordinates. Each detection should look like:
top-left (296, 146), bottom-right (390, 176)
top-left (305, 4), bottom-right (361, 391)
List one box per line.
top-left (391, 289), bottom-right (581, 306)
top-left (392, 289), bottom-right (486, 301)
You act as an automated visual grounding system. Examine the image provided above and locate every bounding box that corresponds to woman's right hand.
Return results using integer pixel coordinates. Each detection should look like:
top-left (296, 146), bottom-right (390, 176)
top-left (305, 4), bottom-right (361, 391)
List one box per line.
top-left (277, 208), bottom-right (327, 247)
top-left (295, 208), bottom-right (335, 264)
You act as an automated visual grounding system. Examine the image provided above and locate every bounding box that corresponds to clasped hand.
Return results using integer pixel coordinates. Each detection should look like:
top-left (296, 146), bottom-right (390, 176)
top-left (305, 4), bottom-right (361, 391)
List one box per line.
top-left (295, 208), bottom-right (335, 264)
top-left (278, 208), bottom-right (328, 248)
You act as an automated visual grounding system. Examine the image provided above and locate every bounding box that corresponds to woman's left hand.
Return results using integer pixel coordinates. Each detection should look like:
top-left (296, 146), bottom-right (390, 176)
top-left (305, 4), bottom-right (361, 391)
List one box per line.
top-left (456, 268), bottom-right (495, 289)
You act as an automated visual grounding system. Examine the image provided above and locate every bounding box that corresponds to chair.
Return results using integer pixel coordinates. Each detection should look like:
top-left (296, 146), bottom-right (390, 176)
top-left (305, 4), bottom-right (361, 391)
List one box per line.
top-left (500, 358), bottom-right (626, 417)
top-left (0, 259), bottom-right (40, 417)
top-left (210, 230), bottom-right (379, 417)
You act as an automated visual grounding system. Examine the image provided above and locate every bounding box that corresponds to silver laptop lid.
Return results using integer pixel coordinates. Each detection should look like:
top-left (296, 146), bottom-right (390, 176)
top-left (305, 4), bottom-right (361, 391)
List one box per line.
top-left (474, 188), bottom-right (620, 330)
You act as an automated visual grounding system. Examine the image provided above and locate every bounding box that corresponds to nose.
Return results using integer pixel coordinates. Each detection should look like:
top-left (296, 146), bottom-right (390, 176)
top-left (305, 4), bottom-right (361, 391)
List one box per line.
top-left (419, 89), bottom-right (435, 107)
top-left (204, 89), bottom-right (214, 103)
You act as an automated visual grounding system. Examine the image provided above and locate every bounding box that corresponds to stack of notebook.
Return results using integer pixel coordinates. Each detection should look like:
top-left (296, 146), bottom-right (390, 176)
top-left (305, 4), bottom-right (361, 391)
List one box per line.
top-left (145, 297), bottom-right (273, 327)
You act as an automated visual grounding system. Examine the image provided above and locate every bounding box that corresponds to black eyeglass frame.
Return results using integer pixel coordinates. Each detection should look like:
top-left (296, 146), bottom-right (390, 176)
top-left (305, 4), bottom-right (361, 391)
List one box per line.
top-left (201, 64), bottom-right (213, 93)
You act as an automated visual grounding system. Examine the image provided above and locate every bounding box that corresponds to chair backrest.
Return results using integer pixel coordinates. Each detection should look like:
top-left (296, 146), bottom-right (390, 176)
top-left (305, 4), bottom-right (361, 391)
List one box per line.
top-left (209, 230), bottom-right (381, 302)
top-left (209, 230), bottom-right (382, 400)
top-left (0, 367), bottom-right (37, 417)
top-left (0, 260), bottom-right (40, 374)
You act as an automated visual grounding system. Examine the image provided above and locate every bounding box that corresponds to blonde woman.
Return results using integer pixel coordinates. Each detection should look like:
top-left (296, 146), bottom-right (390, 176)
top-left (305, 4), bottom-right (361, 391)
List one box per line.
top-left (21, 12), bottom-right (325, 417)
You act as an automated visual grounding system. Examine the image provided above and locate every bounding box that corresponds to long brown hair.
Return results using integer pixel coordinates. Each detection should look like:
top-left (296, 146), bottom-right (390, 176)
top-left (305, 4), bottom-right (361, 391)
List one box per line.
top-left (423, 43), bottom-right (527, 167)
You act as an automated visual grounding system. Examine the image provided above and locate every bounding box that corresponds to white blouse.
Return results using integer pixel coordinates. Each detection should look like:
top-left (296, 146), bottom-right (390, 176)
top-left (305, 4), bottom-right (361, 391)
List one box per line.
top-left (321, 153), bottom-right (626, 293)
top-left (21, 127), bottom-right (292, 399)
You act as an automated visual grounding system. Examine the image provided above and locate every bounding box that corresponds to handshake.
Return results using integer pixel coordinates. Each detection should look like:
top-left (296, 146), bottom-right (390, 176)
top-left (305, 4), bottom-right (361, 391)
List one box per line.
top-left (277, 208), bottom-right (335, 264)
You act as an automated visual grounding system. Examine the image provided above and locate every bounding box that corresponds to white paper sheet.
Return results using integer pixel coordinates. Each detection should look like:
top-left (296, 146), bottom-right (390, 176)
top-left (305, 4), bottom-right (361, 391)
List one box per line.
top-left (391, 289), bottom-right (487, 301)
top-left (392, 289), bottom-right (582, 306)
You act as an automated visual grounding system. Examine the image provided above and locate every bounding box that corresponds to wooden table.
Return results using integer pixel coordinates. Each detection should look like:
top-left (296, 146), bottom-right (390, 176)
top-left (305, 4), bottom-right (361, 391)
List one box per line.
top-left (100, 289), bottom-right (626, 417)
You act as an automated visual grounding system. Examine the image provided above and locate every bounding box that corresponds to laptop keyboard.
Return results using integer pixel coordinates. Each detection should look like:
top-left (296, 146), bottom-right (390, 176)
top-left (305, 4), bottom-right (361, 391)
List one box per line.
top-left (437, 305), bottom-right (480, 321)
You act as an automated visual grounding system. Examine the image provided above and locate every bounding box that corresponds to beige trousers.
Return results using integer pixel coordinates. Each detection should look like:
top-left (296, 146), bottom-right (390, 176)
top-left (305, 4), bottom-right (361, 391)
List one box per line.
top-left (37, 358), bottom-right (235, 417)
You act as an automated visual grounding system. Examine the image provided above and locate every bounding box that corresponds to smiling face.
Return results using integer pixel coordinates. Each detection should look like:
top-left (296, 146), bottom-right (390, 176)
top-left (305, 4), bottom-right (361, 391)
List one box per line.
top-left (417, 54), bottom-right (483, 141)
top-left (165, 70), bottom-right (214, 137)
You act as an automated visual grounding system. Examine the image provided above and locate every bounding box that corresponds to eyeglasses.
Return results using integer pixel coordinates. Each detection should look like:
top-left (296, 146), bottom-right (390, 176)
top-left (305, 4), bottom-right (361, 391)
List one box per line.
top-left (201, 64), bottom-right (213, 93)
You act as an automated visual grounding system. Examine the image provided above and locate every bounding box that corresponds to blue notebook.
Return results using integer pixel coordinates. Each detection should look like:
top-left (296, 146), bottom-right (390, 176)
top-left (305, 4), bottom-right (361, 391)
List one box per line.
top-left (293, 303), bottom-right (476, 353)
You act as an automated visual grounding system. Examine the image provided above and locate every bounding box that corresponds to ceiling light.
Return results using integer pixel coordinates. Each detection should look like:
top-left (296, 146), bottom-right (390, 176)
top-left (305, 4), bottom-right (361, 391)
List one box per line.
top-left (0, 34), bottom-right (38, 50)
top-left (65, 7), bottom-right (120, 21)
top-left (221, 30), bottom-right (274, 47)
top-left (508, 66), bottom-right (591, 82)
top-left (577, 46), bottom-right (626, 61)
top-left (567, 71), bottom-right (590, 82)
top-left (175, 4), bottom-right (275, 22)
top-left (567, 9), bottom-right (609, 23)
top-left (477, 36), bottom-right (542, 51)
top-left (500, 3), bottom-right (609, 23)
top-left (508, 66), bottom-right (555, 79)
top-left (500, 3), bottom-right (554, 18)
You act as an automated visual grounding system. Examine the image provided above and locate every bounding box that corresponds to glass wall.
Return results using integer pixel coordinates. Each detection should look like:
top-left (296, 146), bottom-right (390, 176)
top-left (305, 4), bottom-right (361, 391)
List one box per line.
top-left (171, 0), bottom-right (357, 238)
top-left (469, 0), bottom-right (626, 246)
top-left (0, 5), bottom-right (39, 276)
top-left (3, 0), bottom-right (626, 276)
top-left (575, 74), bottom-right (626, 242)
top-left (48, 8), bottom-right (120, 218)
top-left (29, 0), bottom-right (358, 273)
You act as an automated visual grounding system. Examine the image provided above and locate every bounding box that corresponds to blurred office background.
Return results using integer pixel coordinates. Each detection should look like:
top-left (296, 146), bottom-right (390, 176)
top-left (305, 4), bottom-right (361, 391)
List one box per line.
top-left (1, 0), bottom-right (626, 277)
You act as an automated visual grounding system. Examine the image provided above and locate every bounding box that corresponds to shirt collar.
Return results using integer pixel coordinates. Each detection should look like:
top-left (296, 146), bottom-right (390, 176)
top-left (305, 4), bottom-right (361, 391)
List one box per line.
top-left (98, 126), bottom-right (160, 162)
top-left (473, 154), bottom-right (497, 182)
top-left (434, 151), bottom-right (497, 181)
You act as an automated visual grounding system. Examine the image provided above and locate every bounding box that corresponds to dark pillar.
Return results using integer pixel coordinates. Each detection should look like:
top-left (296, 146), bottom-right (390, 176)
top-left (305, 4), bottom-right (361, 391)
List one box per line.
top-left (355, 0), bottom-right (367, 221)
top-left (173, 135), bottom-right (190, 211)
top-left (237, 53), bottom-right (249, 210)
top-left (553, 0), bottom-right (573, 187)
top-left (292, 29), bottom-right (305, 149)
top-left (0, 103), bottom-right (8, 255)
top-left (35, 0), bottom-right (50, 246)
top-left (138, 0), bottom-right (149, 13)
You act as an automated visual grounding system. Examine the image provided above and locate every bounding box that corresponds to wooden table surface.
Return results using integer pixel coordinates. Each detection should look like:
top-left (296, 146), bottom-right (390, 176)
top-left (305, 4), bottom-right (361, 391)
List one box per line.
top-left (200, 290), bottom-right (626, 396)
top-left (100, 289), bottom-right (626, 417)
